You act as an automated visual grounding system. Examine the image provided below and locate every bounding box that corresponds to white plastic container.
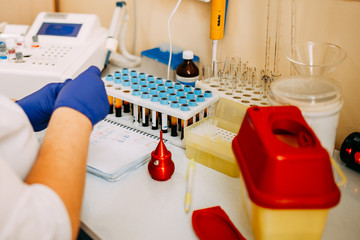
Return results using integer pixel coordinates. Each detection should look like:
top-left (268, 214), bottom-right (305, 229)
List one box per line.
top-left (268, 76), bottom-right (342, 156)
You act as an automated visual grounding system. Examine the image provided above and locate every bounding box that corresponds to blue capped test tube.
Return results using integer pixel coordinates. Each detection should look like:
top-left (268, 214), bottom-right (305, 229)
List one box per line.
top-left (141, 92), bottom-right (150, 126)
top-left (170, 101), bottom-right (179, 137)
top-left (160, 97), bottom-right (169, 133)
top-left (180, 103), bottom-right (190, 139)
top-left (151, 94), bottom-right (159, 130)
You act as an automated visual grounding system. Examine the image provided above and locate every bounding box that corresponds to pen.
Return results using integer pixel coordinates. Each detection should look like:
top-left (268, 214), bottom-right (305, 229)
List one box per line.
top-left (185, 158), bottom-right (195, 213)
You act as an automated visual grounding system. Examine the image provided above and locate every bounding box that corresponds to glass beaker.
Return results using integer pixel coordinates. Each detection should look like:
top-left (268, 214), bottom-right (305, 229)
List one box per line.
top-left (286, 41), bottom-right (347, 76)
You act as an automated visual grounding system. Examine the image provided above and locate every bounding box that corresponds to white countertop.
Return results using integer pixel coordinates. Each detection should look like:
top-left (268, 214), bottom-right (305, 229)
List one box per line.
top-left (80, 147), bottom-right (360, 240)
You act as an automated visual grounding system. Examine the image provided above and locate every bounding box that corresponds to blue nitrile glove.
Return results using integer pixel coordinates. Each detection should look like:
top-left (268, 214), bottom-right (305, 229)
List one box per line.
top-left (17, 79), bottom-right (71, 132)
top-left (54, 66), bottom-right (109, 126)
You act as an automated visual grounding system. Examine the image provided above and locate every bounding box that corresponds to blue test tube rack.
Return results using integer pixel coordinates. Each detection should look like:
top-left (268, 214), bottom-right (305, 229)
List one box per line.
top-left (103, 68), bottom-right (219, 148)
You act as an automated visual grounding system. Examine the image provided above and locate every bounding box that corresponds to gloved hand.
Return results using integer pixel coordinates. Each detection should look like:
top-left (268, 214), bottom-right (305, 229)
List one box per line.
top-left (17, 79), bottom-right (71, 132)
top-left (54, 66), bottom-right (109, 126)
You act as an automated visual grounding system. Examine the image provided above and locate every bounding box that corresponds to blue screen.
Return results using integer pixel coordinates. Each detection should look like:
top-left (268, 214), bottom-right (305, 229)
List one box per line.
top-left (37, 22), bottom-right (82, 37)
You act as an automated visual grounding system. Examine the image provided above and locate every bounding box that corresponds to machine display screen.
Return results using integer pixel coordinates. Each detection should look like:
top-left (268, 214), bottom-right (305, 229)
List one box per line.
top-left (36, 22), bottom-right (82, 37)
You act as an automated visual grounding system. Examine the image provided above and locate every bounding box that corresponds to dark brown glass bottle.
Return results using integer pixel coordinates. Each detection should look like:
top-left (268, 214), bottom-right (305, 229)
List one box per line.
top-left (176, 50), bottom-right (199, 87)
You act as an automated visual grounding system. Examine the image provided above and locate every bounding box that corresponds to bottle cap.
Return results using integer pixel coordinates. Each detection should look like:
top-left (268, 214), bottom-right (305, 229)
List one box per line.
top-left (167, 86), bottom-right (175, 94)
top-left (141, 85), bottom-right (149, 92)
top-left (181, 104), bottom-right (190, 111)
top-left (171, 101), bottom-right (179, 108)
top-left (147, 75), bottom-right (155, 82)
top-left (177, 89), bottom-right (185, 97)
top-left (165, 80), bottom-right (173, 87)
top-left (139, 79), bottom-right (147, 86)
top-left (179, 96), bottom-right (187, 104)
top-left (151, 94), bottom-right (159, 102)
top-left (123, 79), bottom-right (131, 87)
top-left (197, 95), bottom-right (205, 102)
top-left (122, 74), bottom-right (129, 80)
top-left (156, 77), bottom-right (164, 85)
top-left (106, 75), bottom-right (114, 81)
top-left (142, 92), bottom-right (150, 99)
top-left (189, 99), bottom-right (197, 107)
top-left (148, 81), bottom-right (156, 89)
top-left (131, 76), bottom-right (138, 83)
top-left (150, 88), bottom-right (158, 95)
top-left (183, 50), bottom-right (194, 60)
top-left (157, 84), bottom-right (165, 91)
top-left (139, 72), bottom-right (146, 79)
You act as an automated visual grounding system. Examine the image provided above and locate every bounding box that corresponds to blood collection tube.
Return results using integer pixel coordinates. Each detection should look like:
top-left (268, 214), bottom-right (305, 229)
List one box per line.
top-left (151, 94), bottom-right (159, 130)
top-left (160, 98), bottom-right (169, 133)
top-left (123, 101), bottom-right (130, 113)
top-left (132, 89), bottom-right (141, 124)
top-left (197, 95), bottom-right (206, 120)
top-left (122, 79), bottom-right (131, 113)
top-left (114, 77), bottom-right (122, 90)
top-left (115, 98), bottom-right (122, 117)
top-left (204, 90), bottom-right (213, 117)
top-left (188, 99), bottom-right (197, 124)
top-left (170, 101), bottom-right (179, 137)
top-left (105, 75), bottom-right (114, 114)
top-left (141, 92), bottom-right (150, 126)
top-left (180, 104), bottom-right (190, 140)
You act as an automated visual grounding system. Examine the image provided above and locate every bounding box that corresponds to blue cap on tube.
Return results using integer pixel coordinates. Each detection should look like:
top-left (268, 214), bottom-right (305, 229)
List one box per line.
top-left (139, 72), bottom-right (146, 79)
top-left (204, 90), bottom-right (213, 98)
top-left (179, 96), bottom-right (187, 104)
top-left (174, 82), bottom-right (182, 90)
top-left (167, 86), bottom-right (175, 94)
top-left (122, 74), bottom-right (129, 81)
top-left (169, 93), bottom-right (177, 101)
top-left (156, 77), bottom-right (163, 85)
top-left (160, 97), bottom-right (169, 105)
top-left (197, 95), bottom-right (205, 102)
top-left (150, 88), bottom-right (158, 95)
top-left (123, 79), bottom-right (131, 87)
top-left (159, 90), bottom-right (167, 98)
top-left (147, 75), bottom-right (155, 82)
top-left (148, 81), bottom-right (156, 89)
top-left (157, 84), bottom-right (165, 91)
top-left (139, 79), bottom-right (147, 86)
top-left (142, 92), bottom-right (150, 99)
top-left (165, 80), bottom-right (173, 87)
top-left (131, 82), bottom-right (140, 90)
top-left (122, 68), bottom-right (129, 74)
top-left (176, 89), bottom-right (185, 97)
top-left (187, 92), bottom-right (195, 100)
top-left (132, 89), bottom-right (140, 96)
top-left (189, 99), bottom-right (197, 107)
top-left (131, 76), bottom-right (138, 83)
top-left (106, 75), bottom-right (114, 81)
top-left (171, 101), bottom-right (179, 108)
top-left (184, 85), bottom-right (192, 93)
top-left (130, 70), bottom-right (137, 77)
top-left (114, 77), bottom-right (122, 84)
top-left (114, 71), bottom-right (121, 78)
top-left (151, 94), bottom-right (159, 102)
top-left (181, 104), bottom-right (190, 111)
top-left (141, 85), bottom-right (149, 92)
top-left (194, 87), bottom-right (202, 95)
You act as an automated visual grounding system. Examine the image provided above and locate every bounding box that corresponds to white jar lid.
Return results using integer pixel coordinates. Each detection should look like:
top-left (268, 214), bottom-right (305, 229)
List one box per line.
top-left (269, 76), bottom-right (342, 112)
top-left (182, 50), bottom-right (194, 60)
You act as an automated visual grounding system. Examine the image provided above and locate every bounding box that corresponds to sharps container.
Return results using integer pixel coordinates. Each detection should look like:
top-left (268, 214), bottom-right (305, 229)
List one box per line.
top-left (232, 106), bottom-right (341, 240)
top-left (268, 76), bottom-right (343, 156)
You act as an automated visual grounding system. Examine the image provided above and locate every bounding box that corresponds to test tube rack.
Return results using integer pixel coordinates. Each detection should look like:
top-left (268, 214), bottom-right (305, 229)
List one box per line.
top-left (103, 68), bottom-right (219, 148)
top-left (196, 79), bottom-right (269, 107)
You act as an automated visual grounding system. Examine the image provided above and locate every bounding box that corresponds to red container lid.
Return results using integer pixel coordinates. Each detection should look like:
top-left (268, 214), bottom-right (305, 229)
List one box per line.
top-left (232, 106), bottom-right (341, 209)
top-left (192, 206), bottom-right (246, 240)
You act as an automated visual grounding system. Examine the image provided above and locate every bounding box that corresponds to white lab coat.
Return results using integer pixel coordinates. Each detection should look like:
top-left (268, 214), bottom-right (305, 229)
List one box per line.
top-left (0, 93), bottom-right (71, 240)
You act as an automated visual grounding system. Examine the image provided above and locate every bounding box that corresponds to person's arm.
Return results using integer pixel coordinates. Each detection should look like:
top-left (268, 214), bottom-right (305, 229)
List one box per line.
top-left (25, 107), bottom-right (92, 239)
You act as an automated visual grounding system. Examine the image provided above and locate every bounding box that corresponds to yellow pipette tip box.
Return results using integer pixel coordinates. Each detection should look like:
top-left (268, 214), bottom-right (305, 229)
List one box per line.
top-left (184, 98), bottom-right (248, 177)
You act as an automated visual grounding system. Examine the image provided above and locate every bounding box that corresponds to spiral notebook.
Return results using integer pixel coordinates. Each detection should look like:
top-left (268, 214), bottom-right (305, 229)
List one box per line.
top-left (87, 118), bottom-right (165, 182)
